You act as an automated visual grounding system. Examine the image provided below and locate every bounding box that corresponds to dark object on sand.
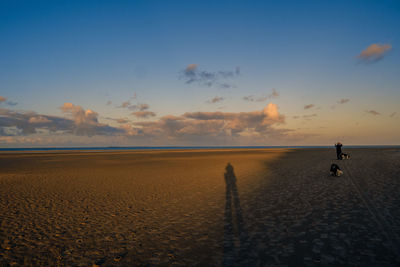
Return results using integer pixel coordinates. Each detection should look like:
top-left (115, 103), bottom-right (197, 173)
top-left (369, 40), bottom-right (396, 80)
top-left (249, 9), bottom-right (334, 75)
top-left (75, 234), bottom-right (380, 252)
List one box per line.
top-left (335, 142), bottom-right (343, 159)
top-left (340, 153), bottom-right (350, 160)
top-left (330, 163), bottom-right (343, 176)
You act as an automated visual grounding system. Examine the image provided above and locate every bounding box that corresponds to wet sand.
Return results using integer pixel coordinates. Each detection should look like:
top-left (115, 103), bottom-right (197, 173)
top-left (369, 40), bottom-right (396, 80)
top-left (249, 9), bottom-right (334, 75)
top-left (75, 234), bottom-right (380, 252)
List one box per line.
top-left (0, 148), bottom-right (400, 266)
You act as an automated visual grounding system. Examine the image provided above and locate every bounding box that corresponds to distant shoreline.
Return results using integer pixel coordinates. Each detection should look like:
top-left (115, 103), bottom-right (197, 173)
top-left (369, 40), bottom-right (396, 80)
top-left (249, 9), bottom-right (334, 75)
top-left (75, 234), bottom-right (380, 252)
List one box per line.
top-left (0, 145), bottom-right (399, 152)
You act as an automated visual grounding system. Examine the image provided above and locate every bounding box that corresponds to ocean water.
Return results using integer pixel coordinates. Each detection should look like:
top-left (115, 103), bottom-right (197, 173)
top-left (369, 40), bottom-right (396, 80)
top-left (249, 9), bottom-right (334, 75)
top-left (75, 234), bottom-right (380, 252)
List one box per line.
top-left (0, 145), bottom-right (399, 152)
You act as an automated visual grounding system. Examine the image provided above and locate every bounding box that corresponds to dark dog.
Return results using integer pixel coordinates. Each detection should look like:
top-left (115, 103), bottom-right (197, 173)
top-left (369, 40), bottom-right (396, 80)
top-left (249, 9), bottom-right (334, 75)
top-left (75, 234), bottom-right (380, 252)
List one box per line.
top-left (330, 163), bottom-right (343, 176)
top-left (340, 153), bottom-right (350, 160)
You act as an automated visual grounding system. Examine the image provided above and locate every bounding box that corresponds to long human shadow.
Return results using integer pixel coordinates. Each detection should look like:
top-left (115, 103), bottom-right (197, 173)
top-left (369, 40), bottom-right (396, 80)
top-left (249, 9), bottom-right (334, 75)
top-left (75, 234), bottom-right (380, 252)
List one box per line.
top-left (222, 163), bottom-right (252, 266)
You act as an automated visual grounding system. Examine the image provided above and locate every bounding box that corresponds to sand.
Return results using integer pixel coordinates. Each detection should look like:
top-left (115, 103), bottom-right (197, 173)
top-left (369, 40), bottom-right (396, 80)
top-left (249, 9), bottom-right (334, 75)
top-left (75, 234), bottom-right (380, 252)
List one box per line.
top-left (0, 148), bottom-right (399, 266)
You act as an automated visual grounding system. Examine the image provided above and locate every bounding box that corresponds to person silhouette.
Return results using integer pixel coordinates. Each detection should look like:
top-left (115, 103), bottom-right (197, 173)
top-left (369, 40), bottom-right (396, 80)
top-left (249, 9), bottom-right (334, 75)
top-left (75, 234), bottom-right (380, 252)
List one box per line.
top-left (335, 142), bottom-right (343, 160)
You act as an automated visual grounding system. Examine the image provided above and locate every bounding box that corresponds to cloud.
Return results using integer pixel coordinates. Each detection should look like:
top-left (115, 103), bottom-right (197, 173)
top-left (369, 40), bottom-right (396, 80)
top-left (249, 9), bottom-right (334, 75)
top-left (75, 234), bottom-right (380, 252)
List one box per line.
top-left (131, 111), bottom-right (156, 118)
top-left (106, 100), bottom-right (112, 105)
top-left (1, 102), bottom-right (302, 145)
top-left (0, 136), bottom-right (48, 145)
top-left (129, 103), bottom-right (149, 111)
top-left (304, 104), bottom-right (315, 110)
top-left (105, 117), bottom-right (131, 124)
top-left (337, 98), bottom-right (350, 104)
top-left (116, 118), bottom-right (130, 124)
top-left (186, 64), bottom-right (198, 72)
top-left (181, 64), bottom-right (240, 88)
top-left (134, 102), bottom-right (286, 141)
top-left (0, 104), bottom-right (122, 137)
top-left (357, 43), bottom-right (392, 63)
top-left (59, 103), bottom-right (124, 136)
top-left (365, 110), bottom-right (380, 116)
top-left (60, 103), bottom-right (98, 125)
top-left (116, 99), bottom-right (156, 119)
top-left (292, 114), bottom-right (316, 120)
top-left (270, 88), bottom-right (279, 98)
top-left (303, 114), bottom-right (317, 119)
top-left (243, 96), bottom-right (254, 102)
top-left (219, 83), bottom-right (233, 89)
top-left (0, 107), bottom-right (73, 135)
top-left (207, 96), bottom-right (224, 104)
top-left (29, 116), bottom-right (51, 124)
top-left (118, 101), bottom-right (149, 111)
top-left (119, 101), bottom-right (131, 108)
top-left (243, 89), bottom-right (279, 102)
top-left (0, 97), bottom-right (18, 106)
top-left (390, 112), bottom-right (397, 118)
top-left (264, 103), bottom-right (281, 121)
top-left (118, 123), bottom-right (142, 136)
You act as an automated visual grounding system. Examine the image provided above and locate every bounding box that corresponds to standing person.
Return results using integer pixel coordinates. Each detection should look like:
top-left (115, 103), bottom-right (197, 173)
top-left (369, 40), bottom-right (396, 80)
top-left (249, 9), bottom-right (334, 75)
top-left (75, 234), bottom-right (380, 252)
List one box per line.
top-left (335, 142), bottom-right (343, 159)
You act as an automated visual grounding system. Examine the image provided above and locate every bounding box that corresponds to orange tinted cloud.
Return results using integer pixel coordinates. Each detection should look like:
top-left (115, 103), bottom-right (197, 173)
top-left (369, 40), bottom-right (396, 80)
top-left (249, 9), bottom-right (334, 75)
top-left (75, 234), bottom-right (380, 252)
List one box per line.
top-left (358, 43), bottom-right (392, 63)
top-left (185, 64), bottom-right (198, 72)
top-left (29, 116), bottom-right (51, 124)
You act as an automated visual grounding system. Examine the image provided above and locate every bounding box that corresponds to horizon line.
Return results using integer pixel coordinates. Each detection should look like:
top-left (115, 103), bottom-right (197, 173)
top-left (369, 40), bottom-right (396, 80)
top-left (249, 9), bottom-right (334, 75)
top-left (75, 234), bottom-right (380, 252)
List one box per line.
top-left (1, 145), bottom-right (399, 152)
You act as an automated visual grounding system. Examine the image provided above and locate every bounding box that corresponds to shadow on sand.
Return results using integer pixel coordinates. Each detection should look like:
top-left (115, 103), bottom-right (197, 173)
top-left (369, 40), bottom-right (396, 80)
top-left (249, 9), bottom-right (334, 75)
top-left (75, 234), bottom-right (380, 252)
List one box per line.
top-left (222, 163), bottom-right (254, 266)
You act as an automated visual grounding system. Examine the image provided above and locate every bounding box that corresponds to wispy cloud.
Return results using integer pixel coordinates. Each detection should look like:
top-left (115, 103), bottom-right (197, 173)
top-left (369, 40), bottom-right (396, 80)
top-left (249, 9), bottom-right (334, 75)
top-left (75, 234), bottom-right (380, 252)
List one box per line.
top-left (117, 98), bottom-right (156, 119)
top-left (243, 89), bottom-right (279, 102)
top-left (292, 114), bottom-right (316, 120)
top-left (104, 117), bottom-right (130, 124)
top-left (304, 104), bottom-right (315, 110)
top-left (337, 98), bottom-right (350, 104)
top-left (270, 88), bottom-right (279, 98)
top-left (365, 110), bottom-right (381, 116)
top-left (116, 118), bottom-right (130, 124)
top-left (6, 101), bottom-right (18, 106)
top-left (106, 100), bottom-right (112, 105)
top-left (129, 103), bottom-right (149, 111)
top-left (0, 96), bottom-right (7, 103)
top-left (207, 96), bottom-right (224, 104)
top-left (131, 111), bottom-right (156, 118)
top-left (118, 101), bottom-right (149, 111)
top-left (303, 114), bottom-right (317, 119)
top-left (181, 64), bottom-right (240, 88)
top-left (389, 112), bottom-right (397, 118)
top-left (357, 43), bottom-right (392, 64)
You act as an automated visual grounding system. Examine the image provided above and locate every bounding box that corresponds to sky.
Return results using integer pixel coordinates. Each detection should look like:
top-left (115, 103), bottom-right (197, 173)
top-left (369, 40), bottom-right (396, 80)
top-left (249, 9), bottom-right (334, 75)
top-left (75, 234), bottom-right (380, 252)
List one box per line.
top-left (0, 0), bottom-right (399, 147)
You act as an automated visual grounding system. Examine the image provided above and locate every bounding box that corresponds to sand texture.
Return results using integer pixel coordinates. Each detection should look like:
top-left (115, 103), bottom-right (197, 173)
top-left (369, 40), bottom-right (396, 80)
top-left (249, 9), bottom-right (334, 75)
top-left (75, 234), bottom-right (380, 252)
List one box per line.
top-left (0, 148), bottom-right (400, 266)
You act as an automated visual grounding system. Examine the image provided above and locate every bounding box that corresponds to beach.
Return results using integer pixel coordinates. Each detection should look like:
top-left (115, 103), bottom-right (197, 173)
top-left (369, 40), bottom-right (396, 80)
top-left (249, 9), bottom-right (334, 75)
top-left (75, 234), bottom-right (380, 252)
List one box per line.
top-left (0, 148), bottom-right (400, 266)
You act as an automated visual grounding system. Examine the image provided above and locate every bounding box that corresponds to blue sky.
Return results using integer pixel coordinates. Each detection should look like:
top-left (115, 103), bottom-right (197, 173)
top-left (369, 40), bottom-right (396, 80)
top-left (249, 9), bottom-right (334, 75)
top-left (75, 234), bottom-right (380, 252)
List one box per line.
top-left (1, 0), bottom-right (399, 146)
